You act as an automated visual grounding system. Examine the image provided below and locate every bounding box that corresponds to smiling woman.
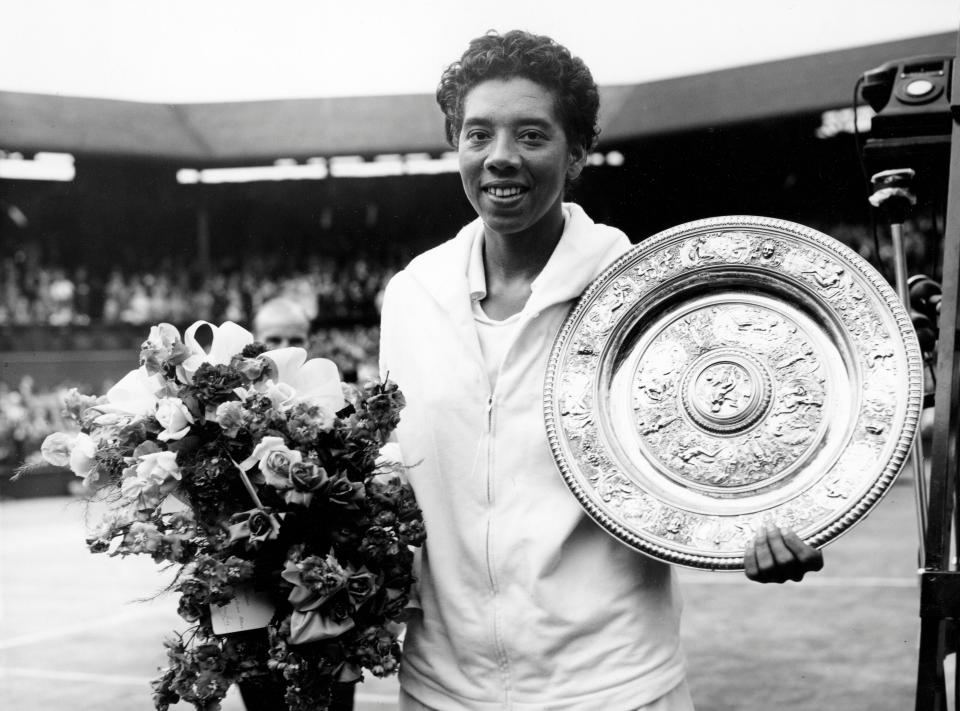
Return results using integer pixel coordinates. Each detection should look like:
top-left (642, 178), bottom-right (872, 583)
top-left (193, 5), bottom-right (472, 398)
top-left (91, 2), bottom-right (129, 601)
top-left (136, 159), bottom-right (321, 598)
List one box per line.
top-left (379, 30), bottom-right (697, 711)
top-left (378, 28), bottom-right (826, 711)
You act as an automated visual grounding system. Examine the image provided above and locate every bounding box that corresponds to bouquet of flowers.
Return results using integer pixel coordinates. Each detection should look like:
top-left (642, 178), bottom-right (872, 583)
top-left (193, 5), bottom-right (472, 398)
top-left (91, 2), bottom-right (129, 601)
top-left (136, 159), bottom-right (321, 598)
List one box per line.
top-left (35, 321), bottom-right (424, 711)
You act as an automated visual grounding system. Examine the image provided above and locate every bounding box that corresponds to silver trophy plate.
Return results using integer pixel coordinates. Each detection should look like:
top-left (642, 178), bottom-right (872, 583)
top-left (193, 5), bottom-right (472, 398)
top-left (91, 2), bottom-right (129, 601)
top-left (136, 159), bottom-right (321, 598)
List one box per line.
top-left (544, 216), bottom-right (923, 570)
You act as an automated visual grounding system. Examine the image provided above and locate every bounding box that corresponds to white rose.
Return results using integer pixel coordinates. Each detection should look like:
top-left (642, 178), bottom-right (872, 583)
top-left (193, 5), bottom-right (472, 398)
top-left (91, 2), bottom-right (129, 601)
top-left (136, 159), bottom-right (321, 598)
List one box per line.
top-left (135, 451), bottom-right (181, 484)
top-left (238, 436), bottom-right (301, 489)
top-left (261, 448), bottom-right (301, 489)
top-left (156, 398), bottom-right (194, 441)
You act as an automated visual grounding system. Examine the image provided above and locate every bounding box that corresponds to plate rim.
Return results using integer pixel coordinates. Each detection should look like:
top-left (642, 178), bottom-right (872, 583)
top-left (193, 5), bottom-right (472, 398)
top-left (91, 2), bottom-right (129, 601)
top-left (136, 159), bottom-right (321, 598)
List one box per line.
top-left (544, 215), bottom-right (923, 570)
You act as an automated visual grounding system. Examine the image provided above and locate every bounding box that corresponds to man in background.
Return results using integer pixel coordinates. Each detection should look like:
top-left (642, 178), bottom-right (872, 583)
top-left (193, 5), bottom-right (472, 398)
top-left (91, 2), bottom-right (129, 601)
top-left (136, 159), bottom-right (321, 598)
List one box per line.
top-left (253, 297), bottom-right (311, 349)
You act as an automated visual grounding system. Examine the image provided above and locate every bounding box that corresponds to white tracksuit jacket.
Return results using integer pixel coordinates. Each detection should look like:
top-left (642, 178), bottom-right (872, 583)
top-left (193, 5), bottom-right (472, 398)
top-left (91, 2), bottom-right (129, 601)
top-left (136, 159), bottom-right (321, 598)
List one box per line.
top-left (379, 203), bottom-right (686, 711)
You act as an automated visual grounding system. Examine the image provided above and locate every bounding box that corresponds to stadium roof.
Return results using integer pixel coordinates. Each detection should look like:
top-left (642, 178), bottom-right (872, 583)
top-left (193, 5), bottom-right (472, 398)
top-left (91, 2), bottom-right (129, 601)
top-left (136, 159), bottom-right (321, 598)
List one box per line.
top-left (1, 32), bottom-right (955, 166)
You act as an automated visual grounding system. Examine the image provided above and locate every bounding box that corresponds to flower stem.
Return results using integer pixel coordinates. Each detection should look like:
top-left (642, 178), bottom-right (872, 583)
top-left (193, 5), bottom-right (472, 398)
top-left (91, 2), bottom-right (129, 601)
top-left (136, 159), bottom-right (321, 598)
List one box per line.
top-left (230, 458), bottom-right (282, 533)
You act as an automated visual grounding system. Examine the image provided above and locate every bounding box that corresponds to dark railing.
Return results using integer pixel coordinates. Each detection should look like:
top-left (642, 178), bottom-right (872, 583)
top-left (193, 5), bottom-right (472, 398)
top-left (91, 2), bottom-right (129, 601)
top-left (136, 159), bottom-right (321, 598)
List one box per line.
top-left (0, 323), bottom-right (146, 352)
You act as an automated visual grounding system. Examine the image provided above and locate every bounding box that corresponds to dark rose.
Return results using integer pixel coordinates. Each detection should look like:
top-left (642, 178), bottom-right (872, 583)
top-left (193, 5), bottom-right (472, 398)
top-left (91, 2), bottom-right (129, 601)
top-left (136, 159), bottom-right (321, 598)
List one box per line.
top-left (290, 462), bottom-right (328, 492)
top-left (227, 508), bottom-right (279, 549)
top-left (248, 510), bottom-right (273, 538)
top-left (324, 474), bottom-right (365, 510)
top-left (326, 595), bottom-right (353, 623)
top-left (346, 569), bottom-right (378, 608)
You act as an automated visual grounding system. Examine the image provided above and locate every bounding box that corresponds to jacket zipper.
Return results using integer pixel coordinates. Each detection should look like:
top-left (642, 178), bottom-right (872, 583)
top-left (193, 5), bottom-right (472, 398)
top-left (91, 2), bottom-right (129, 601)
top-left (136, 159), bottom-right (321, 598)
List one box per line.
top-left (484, 390), bottom-right (513, 704)
top-left (486, 312), bottom-right (540, 707)
top-left (484, 393), bottom-right (497, 589)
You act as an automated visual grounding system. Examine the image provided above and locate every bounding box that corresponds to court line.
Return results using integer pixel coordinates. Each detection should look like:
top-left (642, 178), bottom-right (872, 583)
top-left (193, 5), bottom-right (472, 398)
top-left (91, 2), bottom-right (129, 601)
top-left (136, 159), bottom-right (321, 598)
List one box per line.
top-left (0, 667), bottom-right (151, 686)
top-left (679, 574), bottom-right (917, 588)
top-left (0, 605), bottom-right (169, 650)
top-left (0, 666), bottom-right (399, 704)
top-left (1, 574), bottom-right (917, 653)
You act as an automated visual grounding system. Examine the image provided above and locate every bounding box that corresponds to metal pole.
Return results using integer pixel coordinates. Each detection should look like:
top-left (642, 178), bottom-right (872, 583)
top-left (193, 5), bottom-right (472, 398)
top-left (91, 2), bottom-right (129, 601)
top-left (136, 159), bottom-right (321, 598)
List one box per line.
top-left (890, 221), bottom-right (929, 561)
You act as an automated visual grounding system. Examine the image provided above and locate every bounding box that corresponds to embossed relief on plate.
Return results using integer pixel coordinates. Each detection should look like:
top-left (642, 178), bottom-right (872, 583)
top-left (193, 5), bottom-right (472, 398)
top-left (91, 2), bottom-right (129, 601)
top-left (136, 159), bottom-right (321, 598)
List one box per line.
top-left (630, 301), bottom-right (829, 494)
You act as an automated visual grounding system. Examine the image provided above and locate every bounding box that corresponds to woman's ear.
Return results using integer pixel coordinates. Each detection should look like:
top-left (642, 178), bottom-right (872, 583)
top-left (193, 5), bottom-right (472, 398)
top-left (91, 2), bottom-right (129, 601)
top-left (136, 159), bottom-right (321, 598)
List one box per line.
top-left (567, 145), bottom-right (588, 181)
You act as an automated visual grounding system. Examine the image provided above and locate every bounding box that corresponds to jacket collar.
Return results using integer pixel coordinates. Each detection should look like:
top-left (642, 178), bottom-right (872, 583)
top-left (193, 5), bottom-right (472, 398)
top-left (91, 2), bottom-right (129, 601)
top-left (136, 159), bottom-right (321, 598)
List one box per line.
top-left (404, 203), bottom-right (630, 323)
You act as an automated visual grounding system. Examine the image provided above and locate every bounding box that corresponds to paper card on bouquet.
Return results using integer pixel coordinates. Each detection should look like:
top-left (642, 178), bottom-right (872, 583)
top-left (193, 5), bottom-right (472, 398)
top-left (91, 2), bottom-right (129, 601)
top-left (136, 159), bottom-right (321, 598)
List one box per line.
top-left (210, 587), bottom-right (274, 634)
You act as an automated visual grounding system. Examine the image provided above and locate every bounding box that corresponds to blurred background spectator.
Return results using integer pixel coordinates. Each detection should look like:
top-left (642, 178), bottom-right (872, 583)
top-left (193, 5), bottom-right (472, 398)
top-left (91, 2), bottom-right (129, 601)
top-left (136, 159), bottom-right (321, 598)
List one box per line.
top-left (253, 296), bottom-right (311, 349)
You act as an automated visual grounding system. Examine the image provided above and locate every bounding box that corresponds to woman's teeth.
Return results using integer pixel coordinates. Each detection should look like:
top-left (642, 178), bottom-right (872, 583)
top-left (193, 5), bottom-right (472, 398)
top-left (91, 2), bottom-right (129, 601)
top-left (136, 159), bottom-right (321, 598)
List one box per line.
top-left (487, 186), bottom-right (524, 198)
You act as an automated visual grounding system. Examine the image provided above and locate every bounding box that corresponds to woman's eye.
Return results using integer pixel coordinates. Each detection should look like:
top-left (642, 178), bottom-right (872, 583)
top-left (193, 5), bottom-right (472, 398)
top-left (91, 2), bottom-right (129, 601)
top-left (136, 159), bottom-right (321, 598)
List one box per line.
top-left (519, 130), bottom-right (546, 143)
top-left (465, 129), bottom-right (490, 143)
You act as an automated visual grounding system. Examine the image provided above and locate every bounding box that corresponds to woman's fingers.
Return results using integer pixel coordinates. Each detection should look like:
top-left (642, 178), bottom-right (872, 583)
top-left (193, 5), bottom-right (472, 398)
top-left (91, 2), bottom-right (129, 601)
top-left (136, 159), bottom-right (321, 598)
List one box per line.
top-left (743, 525), bottom-right (823, 583)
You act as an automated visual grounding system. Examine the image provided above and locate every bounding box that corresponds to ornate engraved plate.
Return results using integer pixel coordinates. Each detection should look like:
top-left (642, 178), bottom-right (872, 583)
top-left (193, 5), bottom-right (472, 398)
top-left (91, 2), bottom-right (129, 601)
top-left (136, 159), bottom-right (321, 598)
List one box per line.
top-left (544, 216), bottom-right (923, 570)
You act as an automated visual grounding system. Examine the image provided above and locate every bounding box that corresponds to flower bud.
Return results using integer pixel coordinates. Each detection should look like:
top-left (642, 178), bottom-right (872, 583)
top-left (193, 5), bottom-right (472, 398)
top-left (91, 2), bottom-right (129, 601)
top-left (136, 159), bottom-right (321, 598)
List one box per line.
top-left (40, 432), bottom-right (75, 467)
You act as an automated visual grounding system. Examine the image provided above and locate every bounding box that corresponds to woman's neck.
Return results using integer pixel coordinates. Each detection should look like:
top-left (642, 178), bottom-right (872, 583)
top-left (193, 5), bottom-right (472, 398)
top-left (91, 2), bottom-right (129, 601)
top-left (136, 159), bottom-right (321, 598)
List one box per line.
top-left (479, 207), bottom-right (564, 320)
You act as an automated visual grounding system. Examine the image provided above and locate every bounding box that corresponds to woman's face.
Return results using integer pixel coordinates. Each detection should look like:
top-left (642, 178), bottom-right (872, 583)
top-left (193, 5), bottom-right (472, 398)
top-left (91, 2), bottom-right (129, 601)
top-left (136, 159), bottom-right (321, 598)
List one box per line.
top-left (457, 77), bottom-right (585, 242)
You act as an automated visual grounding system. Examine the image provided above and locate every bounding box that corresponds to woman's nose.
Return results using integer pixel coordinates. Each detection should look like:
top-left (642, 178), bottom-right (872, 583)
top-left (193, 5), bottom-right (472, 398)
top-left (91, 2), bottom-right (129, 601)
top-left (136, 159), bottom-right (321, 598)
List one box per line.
top-left (484, 133), bottom-right (521, 171)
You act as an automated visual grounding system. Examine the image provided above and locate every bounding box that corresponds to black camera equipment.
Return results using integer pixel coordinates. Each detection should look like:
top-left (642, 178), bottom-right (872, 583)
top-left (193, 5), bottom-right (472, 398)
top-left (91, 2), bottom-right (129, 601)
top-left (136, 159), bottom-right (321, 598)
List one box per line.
top-left (860, 55), bottom-right (953, 185)
top-left (872, 39), bottom-right (960, 711)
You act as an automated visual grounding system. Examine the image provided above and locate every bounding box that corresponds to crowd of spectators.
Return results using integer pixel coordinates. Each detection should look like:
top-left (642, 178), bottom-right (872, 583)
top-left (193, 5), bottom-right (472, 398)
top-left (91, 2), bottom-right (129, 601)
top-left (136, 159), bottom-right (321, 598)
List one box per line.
top-left (3, 217), bottom-right (942, 330)
top-left (0, 252), bottom-right (397, 328)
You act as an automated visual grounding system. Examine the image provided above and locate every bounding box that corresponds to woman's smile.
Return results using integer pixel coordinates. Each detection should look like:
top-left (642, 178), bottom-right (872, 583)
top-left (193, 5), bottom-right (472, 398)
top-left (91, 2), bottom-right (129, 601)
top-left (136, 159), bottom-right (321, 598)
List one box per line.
top-left (483, 183), bottom-right (528, 200)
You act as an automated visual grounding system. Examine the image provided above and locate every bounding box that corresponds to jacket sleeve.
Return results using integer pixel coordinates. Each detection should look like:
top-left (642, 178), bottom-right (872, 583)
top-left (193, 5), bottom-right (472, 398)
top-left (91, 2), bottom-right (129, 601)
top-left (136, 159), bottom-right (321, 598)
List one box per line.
top-left (376, 273), bottom-right (423, 614)
top-left (378, 272), bottom-right (403, 382)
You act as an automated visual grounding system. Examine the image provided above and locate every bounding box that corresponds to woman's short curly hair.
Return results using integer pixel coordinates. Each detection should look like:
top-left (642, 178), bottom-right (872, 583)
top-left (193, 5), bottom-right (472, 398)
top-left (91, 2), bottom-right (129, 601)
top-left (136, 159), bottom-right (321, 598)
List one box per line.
top-left (436, 30), bottom-right (600, 154)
